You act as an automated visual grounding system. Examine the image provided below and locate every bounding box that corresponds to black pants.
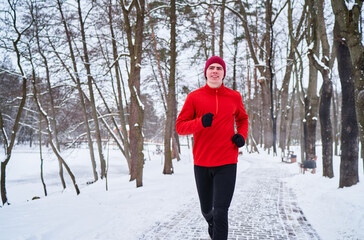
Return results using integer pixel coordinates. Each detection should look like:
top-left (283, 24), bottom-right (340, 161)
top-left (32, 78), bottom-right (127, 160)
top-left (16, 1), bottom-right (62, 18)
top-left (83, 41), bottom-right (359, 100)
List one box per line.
top-left (194, 164), bottom-right (237, 240)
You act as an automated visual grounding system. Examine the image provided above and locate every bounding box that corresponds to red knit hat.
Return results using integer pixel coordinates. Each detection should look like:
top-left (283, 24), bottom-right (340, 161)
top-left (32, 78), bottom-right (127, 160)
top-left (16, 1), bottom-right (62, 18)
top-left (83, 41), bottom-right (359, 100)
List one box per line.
top-left (204, 56), bottom-right (226, 79)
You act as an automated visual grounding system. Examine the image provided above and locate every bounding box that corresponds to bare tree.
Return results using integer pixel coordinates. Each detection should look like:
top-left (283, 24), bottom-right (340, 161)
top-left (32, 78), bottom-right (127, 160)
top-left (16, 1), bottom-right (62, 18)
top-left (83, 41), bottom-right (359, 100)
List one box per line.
top-left (266, 0), bottom-right (276, 155)
top-left (332, 89), bottom-right (340, 156)
top-left (231, 16), bottom-right (240, 91)
top-left (38, 112), bottom-right (47, 196)
top-left (163, 0), bottom-right (177, 174)
top-left (307, 0), bottom-right (334, 178)
top-left (279, 0), bottom-right (307, 153)
top-left (334, 21), bottom-right (359, 188)
top-left (120, 0), bottom-right (146, 187)
top-left (0, 0), bottom-right (33, 205)
top-left (31, 1), bottom-right (67, 189)
top-left (56, 0), bottom-right (98, 183)
top-left (219, 0), bottom-right (226, 58)
top-left (207, 3), bottom-right (217, 56)
top-left (331, 0), bottom-right (364, 168)
top-left (28, 46), bottom-right (80, 196)
top-left (304, 0), bottom-right (320, 159)
top-left (76, 0), bottom-right (107, 179)
top-left (107, 0), bottom-right (131, 171)
top-left (230, 1), bottom-right (289, 152)
top-left (229, 1), bottom-right (268, 149)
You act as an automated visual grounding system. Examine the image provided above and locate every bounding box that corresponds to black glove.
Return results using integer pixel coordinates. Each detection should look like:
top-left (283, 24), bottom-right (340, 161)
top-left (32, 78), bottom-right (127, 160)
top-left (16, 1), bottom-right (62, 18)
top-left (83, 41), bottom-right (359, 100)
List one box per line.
top-left (232, 134), bottom-right (245, 148)
top-left (202, 113), bottom-right (214, 128)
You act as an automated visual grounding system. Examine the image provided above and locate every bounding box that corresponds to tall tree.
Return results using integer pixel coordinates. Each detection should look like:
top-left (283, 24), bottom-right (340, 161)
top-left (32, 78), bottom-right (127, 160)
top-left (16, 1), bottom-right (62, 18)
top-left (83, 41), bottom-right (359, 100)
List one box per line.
top-left (279, 0), bottom-right (306, 152)
top-left (107, 0), bottom-right (131, 171)
top-left (331, 0), bottom-right (364, 168)
top-left (266, 0), bottom-right (276, 154)
top-left (163, 0), bottom-right (177, 174)
top-left (77, 0), bottom-right (107, 179)
top-left (34, 2), bottom-right (67, 187)
top-left (334, 21), bottom-right (359, 188)
top-left (332, 89), bottom-right (340, 156)
top-left (38, 112), bottom-right (47, 196)
top-left (207, 3), bottom-right (217, 56)
top-left (0, 0), bottom-right (32, 205)
top-left (120, 0), bottom-right (146, 187)
top-left (307, 0), bottom-right (334, 178)
top-left (29, 48), bottom-right (80, 196)
top-left (231, 0), bottom-right (272, 150)
top-left (304, 0), bottom-right (320, 159)
top-left (219, 0), bottom-right (226, 58)
top-left (56, 0), bottom-right (98, 183)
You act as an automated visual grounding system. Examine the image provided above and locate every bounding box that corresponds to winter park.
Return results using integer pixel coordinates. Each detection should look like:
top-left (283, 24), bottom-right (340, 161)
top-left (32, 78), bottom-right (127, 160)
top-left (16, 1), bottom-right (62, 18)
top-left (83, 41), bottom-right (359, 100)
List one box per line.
top-left (1, 1), bottom-right (364, 240)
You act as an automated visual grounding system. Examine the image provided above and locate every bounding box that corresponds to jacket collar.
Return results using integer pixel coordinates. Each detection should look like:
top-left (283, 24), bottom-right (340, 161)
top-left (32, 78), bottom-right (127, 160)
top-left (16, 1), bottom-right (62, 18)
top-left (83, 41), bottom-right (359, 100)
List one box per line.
top-left (204, 83), bottom-right (226, 95)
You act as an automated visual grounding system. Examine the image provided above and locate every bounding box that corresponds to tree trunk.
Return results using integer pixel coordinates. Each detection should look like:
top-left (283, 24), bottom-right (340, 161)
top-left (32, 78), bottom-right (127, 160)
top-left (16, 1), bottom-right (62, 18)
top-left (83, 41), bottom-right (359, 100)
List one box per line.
top-left (308, 0), bottom-right (333, 178)
top-left (169, 0), bottom-right (181, 161)
top-left (219, 0), bottom-right (225, 58)
top-left (332, 90), bottom-right (340, 156)
top-left (286, 84), bottom-right (296, 150)
top-left (121, 0), bottom-right (145, 187)
top-left (163, 118), bottom-right (173, 174)
top-left (208, 5), bottom-right (216, 56)
top-left (57, 0), bottom-right (98, 182)
top-left (232, 38), bottom-right (237, 91)
top-left (305, 0), bottom-right (320, 159)
top-left (335, 22), bottom-right (359, 188)
top-left (236, 0), bottom-right (267, 149)
top-left (34, 13), bottom-right (65, 188)
top-left (171, 133), bottom-right (180, 161)
top-left (77, 0), bottom-right (107, 179)
top-left (1, 160), bottom-right (8, 205)
top-left (319, 74), bottom-right (333, 178)
top-left (164, 0), bottom-right (177, 175)
top-left (108, 0), bottom-right (131, 172)
top-left (31, 64), bottom-right (80, 195)
top-left (279, 0), bottom-right (306, 152)
top-left (303, 97), bottom-right (309, 157)
top-left (259, 78), bottom-right (272, 150)
top-left (266, 0), bottom-right (276, 155)
top-left (295, 46), bottom-right (306, 162)
top-left (0, 4), bottom-right (30, 203)
top-left (252, 41), bottom-right (260, 149)
top-left (39, 113), bottom-right (47, 196)
top-left (279, 49), bottom-right (295, 151)
top-left (308, 49), bottom-right (334, 177)
top-left (49, 139), bottom-right (80, 195)
top-left (331, 0), bottom-right (364, 167)
top-left (87, 76), bottom-right (128, 159)
top-left (252, 77), bottom-right (261, 148)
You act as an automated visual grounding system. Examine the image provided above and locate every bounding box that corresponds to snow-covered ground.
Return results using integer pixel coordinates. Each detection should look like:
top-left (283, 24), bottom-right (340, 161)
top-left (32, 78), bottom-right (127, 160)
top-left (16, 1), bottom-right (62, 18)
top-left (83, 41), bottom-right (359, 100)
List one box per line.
top-left (0, 143), bottom-right (363, 240)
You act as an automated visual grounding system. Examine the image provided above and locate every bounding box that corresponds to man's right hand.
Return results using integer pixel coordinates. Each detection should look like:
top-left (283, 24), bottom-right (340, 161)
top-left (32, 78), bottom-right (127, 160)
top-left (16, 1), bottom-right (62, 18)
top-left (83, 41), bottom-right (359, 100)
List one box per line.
top-left (202, 113), bottom-right (214, 127)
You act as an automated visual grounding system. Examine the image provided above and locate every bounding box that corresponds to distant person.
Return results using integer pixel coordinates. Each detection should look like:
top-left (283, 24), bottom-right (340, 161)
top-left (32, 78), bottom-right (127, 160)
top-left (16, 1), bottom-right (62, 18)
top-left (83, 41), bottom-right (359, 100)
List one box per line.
top-left (176, 56), bottom-right (249, 239)
top-left (302, 155), bottom-right (317, 174)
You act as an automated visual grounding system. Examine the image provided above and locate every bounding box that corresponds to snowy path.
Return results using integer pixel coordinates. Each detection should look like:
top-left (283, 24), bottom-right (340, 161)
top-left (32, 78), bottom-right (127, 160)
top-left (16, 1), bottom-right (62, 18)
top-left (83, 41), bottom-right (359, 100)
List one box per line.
top-left (139, 155), bottom-right (321, 240)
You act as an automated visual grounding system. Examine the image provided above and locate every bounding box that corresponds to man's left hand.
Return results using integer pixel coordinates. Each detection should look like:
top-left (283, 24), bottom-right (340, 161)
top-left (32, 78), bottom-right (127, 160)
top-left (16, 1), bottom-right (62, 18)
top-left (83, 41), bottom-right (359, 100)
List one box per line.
top-left (232, 134), bottom-right (245, 148)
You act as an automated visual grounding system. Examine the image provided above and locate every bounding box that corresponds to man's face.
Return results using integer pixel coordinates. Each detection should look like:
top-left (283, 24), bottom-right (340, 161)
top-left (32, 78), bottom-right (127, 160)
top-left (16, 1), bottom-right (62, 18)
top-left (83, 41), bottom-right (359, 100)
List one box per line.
top-left (206, 63), bottom-right (224, 88)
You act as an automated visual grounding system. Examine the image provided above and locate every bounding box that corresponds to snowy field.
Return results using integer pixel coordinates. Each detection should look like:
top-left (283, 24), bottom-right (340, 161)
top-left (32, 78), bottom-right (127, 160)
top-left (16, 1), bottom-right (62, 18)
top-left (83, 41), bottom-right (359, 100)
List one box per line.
top-left (0, 142), bottom-right (363, 240)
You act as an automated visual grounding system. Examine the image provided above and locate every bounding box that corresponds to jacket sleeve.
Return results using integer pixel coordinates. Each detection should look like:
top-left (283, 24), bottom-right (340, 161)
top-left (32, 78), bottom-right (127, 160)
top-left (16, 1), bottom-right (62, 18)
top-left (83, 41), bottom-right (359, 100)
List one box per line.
top-left (176, 94), bottom-right (205, 135)
top-left (235, 93), bottom-right (249, 140)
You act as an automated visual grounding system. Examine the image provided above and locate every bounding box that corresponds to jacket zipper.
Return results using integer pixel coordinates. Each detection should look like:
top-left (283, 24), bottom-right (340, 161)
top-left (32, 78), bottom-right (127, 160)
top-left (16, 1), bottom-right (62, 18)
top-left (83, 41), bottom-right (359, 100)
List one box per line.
top-left (215, 89), bottom-right (218, 115)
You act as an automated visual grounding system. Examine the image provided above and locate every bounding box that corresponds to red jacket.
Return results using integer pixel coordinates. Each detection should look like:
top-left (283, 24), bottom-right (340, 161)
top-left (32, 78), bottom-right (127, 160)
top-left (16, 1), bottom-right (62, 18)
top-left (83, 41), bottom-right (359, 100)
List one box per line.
top-left (176, 84), bottom-right (249, 167)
